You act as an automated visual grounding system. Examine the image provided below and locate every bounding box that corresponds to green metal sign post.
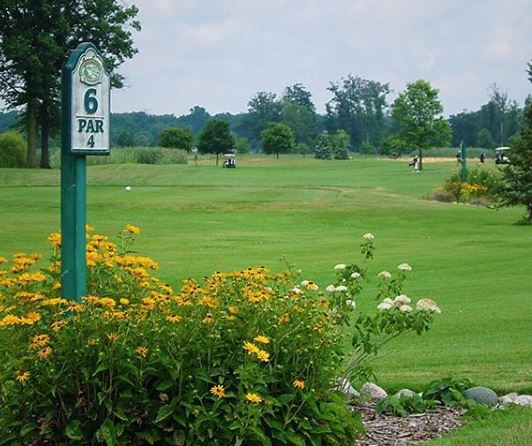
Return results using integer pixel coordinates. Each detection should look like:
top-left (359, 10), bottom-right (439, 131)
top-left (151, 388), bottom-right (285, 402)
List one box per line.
top-left (460, 141), bottom-right (468, 181)
top-left (61, 43), bottom-right (110, 301)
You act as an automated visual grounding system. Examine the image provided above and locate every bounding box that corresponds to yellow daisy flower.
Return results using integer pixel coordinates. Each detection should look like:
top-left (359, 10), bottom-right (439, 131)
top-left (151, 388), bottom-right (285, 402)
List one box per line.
top-left (243, 341), bottom-right (259, 355)
top-left (254, 335), bottom-right (270, 344)
top-left (245, 392), bottom-right (262, 404)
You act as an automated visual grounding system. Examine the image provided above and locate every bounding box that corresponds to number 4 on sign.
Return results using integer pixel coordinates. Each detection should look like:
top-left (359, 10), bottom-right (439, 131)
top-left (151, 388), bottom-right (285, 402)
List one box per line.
top-left (87, 135), bottom-right (95, 147)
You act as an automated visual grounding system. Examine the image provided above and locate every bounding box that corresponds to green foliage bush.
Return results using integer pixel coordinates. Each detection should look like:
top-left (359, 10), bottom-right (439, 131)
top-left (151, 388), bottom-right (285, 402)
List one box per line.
top-left (0, 230), bottom-right (440, 445)
top-left (376, 394), bottom-right (437, 417)
top-left (0, 131), bottom-right (25, 168)
top-left (432, 168), bottom-right (500, 204)
top-left (423, 377), bottom-right (474, 407)
top-left (136, 147), bottom-right (163, 164)
top-left (158, 127), bottom-right (193, 151)
top-left (359, 142), bottom-right (376, 155)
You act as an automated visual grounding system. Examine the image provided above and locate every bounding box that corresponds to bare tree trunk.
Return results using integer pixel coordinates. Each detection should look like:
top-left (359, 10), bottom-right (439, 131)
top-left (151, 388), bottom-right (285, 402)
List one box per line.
top-left (39, 103), bottom-right (51, 169)
top-left (26, 100), bottom-right (38, 168)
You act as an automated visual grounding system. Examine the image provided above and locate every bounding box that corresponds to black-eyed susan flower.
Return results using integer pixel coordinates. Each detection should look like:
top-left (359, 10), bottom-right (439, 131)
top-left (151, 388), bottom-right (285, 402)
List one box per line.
top-left (30, 334), bottom-right (50, 350)
top-left (293, 379), bottom-right (305, 389)
top-left (107, 332), bottom-right (119, 343)
top-left (136, 346), bottom-right (149, 358)
top-left (124, 224), bottom-right (141, 235)
top-left (210, 385), bottom-right (226, 399)
top-left (38, 346), bottom-right (53, 359)
top-left (15, 370), bottom-right (30, 383)
top-left (47, 232), bottom-right (61, 247)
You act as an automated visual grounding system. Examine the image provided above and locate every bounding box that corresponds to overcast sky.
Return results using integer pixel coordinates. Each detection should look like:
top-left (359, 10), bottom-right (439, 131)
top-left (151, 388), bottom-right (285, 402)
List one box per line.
top-left (91, 1), bottom-right (532, 117)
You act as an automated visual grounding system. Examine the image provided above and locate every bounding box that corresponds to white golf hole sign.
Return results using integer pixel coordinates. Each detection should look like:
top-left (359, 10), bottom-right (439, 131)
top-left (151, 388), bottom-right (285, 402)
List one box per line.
top-left (69, 46), bottom-right (110, 154)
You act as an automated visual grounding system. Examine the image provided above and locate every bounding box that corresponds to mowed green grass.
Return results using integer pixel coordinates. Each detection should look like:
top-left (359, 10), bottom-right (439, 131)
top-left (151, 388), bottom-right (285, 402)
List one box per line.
top-left (1, 156), bottom-right (531, 397)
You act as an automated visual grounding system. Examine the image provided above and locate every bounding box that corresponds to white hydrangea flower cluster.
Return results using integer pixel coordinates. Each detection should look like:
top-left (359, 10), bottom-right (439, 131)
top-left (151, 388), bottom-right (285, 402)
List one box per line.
top-left (377, 295), bottom-right (441, 314)
top-left (377, 294), bottom-right (413, 312)
top-left (416, 298), bottom-right (442, 314)
top-left (378, 270), bottom-right (391, 279)
top-left (397, 263), bottom-right (412, 272)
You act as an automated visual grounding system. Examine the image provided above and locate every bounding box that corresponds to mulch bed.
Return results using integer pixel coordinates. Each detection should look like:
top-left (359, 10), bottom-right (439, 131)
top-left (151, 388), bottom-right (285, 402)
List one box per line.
top-left (353, 402), bottom-right (464, 445)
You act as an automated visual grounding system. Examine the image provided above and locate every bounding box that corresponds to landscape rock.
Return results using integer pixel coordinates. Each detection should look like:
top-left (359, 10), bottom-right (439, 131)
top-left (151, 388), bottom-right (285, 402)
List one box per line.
top-left (335, 377), bottom-right (360, 400)
top-left (515, 395), bottom-right (532, 407)
top-left (498, 392), bottom-right (518, 406)
top-left (394, 388), bottom-right (416, 399)
top-left (360, 382), bottom-right (388, 400)
top-left (463, 386), bottom-right (499, 406)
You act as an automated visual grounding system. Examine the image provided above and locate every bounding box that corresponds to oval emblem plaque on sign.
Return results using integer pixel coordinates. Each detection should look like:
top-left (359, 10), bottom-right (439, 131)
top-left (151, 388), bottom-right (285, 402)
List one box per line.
top-left (80, 59), bottom-right (103, 85)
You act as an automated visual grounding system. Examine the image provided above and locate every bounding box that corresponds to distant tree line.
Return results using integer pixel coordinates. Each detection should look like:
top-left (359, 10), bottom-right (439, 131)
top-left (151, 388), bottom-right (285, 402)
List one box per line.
top-left (1, 75), bottom-right (529, 162)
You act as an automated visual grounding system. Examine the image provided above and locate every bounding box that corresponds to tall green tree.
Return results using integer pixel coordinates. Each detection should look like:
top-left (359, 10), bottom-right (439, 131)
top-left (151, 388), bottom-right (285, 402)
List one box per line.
top-left (477, 128), bottom-right (495, 149)
top-left (495, 72), bottom-right (532, 222)
top-left (159, 127), bottom-right (193, 151)
top-left (260, 122), bottom-right (294, 158)
top-left (280, 102), bottom-right (316, 146)
top-left (282, 83), bottom-right (316, 112)
top-left (238, 91), bottom-right (281, 148)
top-left (0, 0), bottom-right (140, 167)
top-left (198, 119), bottom-right (236, 165)
top-left (326, 74), bottom-right (390, 150)
top-left (392, 79), bottom-right (450, 168)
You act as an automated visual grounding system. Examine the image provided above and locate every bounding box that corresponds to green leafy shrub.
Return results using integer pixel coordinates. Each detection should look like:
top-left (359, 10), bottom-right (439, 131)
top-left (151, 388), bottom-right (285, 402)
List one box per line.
top-left (423, 377), bottom-right (473, 407)
top-left (432, 168), bottom-right (500, 204)
top-left (136, 147), bottom-right (163, 164)
top-left (359, 142), bottom-right (376, 155)
top-left (376, 394), bottom-right (437, 417)
top-left (0, 131), bottom-right (25, 168)
top-left (0, 230), bottom-right (439, 445)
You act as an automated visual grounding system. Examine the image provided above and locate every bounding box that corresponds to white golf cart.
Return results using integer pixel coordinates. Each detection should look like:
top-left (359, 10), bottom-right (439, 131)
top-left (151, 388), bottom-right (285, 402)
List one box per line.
top-left (222, 153), bottom-right (236, 168)
top-left (495, 147), bottom-right (510, 165)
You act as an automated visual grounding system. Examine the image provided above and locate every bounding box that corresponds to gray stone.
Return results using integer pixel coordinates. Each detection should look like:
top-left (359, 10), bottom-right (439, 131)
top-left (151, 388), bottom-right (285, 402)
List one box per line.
top-left (335, 377), bottom-right (360, 400)
top-left (463, 386), bottom-right (499, 406)
top-left (515, 395), bottom-right (532, 407)
top-left (360, 382), bottom-right (388, 400)
top-left (395, 388), bottom-right (416, 399)
top-left (498, 392), bottom-right (518, 406)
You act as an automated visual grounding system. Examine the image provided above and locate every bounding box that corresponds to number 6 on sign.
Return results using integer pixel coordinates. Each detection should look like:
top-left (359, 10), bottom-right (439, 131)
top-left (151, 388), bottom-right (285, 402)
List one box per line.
top-left (84, 88), bottom-right (98, 114)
